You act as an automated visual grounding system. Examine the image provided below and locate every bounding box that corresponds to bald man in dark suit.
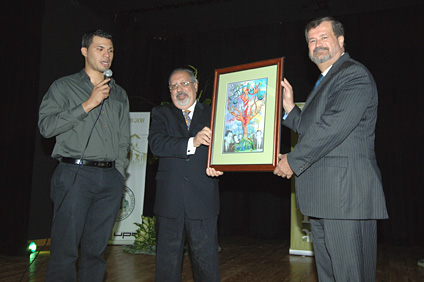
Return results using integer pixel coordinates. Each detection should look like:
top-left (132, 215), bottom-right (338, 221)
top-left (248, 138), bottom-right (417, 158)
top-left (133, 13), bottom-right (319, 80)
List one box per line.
top-left (274, 17), bottom-right (388, 281)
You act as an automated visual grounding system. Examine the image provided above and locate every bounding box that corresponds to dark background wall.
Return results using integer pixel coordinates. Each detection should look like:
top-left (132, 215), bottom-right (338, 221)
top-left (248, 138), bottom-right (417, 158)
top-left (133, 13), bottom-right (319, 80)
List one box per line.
top-left (2, 0), bottom-right (423, 255)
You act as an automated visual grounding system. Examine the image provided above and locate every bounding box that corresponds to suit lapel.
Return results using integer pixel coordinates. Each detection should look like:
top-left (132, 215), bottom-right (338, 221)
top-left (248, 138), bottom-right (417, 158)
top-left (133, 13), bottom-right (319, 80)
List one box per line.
top-left (170, 104), bottom-right (190, 134)
top-left (189, 102), bottom-right (204, 133)
top-left (304, 76), bottom-right (328, 108)
top-left (302, 53), bottom-right (351, 113)
top-left (169, 101), bottom-right (205, 135)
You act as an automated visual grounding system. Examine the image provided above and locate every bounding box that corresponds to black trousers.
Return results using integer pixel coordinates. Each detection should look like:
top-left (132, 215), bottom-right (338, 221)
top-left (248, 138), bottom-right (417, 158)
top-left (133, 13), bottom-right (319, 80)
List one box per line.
top-left (155, 214), bottom-right (220, 282)
top-left (45, 162), bottom-right (124, 282)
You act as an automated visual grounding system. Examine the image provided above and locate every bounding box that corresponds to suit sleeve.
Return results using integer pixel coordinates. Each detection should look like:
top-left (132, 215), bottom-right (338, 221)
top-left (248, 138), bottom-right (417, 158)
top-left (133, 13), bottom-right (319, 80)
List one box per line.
top-left (148, 106), bottom-right (190, 158)
top-left (283, 105), bottom-right (302, 133)
top-left (287, 65), bottom-right (376, 176)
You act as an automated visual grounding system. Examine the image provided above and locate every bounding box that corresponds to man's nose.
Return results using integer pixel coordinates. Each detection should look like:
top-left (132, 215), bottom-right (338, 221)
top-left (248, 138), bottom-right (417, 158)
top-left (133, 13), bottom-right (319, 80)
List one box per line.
top-left (315, 38), bottom-right (324, 47)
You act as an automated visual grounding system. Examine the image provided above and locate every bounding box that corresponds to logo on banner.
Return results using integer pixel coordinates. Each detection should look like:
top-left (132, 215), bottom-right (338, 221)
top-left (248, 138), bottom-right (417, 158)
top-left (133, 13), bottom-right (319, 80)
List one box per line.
top-left (117, 186), bottom-right (135, 221)
top-left (302, 215), bottom-right (312, 242)
top-left (130, 133), bottom-right (148, 165)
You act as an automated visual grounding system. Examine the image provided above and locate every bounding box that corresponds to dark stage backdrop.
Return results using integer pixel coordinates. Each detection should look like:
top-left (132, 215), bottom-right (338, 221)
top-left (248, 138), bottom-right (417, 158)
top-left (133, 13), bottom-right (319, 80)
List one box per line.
top-left (7, 1), bottom-right (421, 257)
top-left (0, 0), bottom-right (45, 255)
top-left (27, 0), bottom-right (115, 243)
top-left (112, 6), bottom-right (424, 244)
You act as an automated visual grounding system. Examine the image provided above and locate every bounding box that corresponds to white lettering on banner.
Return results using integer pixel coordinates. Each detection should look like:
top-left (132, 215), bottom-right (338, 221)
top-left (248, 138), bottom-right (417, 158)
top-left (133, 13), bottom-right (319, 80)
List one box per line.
top-left (109, 112), bottom-right (150, 245)
top-left (302, 229), bottom-right (312, 242)
top-left (302, 215), bottom-right (312, 242)
top-left (130, 117), bottom-right (145, 123)
top-left (129, 134), bottom-right (148, 163)
top-left (289, 102), bottom-right (314, 256)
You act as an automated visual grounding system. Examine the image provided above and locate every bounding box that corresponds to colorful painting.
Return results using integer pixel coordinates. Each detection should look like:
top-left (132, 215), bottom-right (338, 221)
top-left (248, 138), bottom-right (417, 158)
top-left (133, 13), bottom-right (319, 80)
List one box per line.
top-left (208, 57), bottom-right (283, 171)
top-left (222, 78), bottom-right (267, 153)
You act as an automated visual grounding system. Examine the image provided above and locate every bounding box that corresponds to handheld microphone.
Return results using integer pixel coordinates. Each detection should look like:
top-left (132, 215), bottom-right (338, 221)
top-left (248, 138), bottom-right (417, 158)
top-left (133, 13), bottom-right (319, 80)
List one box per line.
top-left (102, 69), bottom-right (113, 105)
top-left (104, 69), bottom-right (113, 84)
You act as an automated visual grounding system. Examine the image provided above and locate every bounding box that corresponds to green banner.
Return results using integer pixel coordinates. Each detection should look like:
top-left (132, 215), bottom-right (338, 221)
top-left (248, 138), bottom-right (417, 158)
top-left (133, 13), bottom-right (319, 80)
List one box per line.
top-left (289, 103), bottom-right (314, 256)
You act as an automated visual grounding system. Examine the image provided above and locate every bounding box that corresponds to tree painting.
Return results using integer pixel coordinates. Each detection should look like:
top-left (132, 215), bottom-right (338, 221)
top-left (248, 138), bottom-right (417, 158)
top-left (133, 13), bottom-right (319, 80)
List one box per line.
top-left (223, 78), bottom-right (267, 153)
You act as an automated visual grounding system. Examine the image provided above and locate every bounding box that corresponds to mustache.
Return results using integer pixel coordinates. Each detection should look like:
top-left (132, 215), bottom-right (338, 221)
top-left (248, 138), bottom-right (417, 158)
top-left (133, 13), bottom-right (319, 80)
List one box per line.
top-left (313, 47), bottom-right (329, 54)
top-left (176, 92), bottom-right (188, 98)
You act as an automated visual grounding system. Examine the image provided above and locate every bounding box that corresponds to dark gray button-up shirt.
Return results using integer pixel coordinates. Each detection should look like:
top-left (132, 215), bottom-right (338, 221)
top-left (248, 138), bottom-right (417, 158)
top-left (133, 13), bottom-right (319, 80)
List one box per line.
top-left (38, 69), bottom-right (130, 177)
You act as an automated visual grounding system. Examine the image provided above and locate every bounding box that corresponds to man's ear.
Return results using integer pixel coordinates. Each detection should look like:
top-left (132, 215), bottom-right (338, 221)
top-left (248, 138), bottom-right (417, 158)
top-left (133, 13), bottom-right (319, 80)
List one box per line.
top-left (338, 35), bottom-right (345, 48)
top-left (81, 47), bottom-right (88, 57)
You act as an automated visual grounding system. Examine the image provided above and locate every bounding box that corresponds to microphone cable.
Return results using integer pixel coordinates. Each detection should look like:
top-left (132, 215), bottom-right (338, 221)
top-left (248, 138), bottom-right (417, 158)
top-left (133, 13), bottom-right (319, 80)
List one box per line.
top-left (55, 75), bottom-right (110, 217)
top-left (71, 99), bottom-right (105, 185)
top-left (20, 93), bottom-right (107, 282)
top-left (19, 238), bottom-right (49, 282)
top-left (52, 95), bottom-right (106, 224)
top-left (72, 69), bottom-right (111, 186)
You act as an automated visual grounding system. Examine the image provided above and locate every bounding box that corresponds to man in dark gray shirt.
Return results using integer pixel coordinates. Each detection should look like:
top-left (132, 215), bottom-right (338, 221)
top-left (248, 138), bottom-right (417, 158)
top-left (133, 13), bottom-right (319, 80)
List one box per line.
top-left (38, 29), bottom-right (130, 282)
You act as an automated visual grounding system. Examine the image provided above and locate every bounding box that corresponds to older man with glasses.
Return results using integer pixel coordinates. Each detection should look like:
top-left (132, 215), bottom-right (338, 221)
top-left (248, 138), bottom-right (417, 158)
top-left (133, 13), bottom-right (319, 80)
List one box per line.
top-left (148, 68), bottom-right (223, 282)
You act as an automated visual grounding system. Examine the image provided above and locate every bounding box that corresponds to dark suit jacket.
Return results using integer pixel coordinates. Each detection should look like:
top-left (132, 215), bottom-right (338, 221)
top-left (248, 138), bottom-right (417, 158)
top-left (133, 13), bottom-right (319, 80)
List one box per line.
top-left (284, 53), bottom-right (388, 220)
top-left (148, 102), bottom-right (219, 219)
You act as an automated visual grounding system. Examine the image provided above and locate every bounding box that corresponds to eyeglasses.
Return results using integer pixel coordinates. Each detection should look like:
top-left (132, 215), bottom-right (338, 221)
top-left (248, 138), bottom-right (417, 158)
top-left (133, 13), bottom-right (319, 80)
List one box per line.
top-left (169, 81), bottom-right (194, 91)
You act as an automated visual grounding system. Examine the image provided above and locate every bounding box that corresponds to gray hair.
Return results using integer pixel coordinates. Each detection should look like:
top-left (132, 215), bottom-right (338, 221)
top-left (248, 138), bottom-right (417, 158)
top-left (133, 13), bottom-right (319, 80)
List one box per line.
top-left (168, 68), bottom-right (198, 85)
top-left (304, 17), bottom-right (345, 43)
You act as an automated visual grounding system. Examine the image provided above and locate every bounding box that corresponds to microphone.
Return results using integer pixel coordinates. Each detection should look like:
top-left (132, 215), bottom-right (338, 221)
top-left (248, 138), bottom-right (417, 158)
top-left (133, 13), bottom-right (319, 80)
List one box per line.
top-left (104, 69), bottom-right (113, 84)
top-left (102, 69), bottom-right (113, 106)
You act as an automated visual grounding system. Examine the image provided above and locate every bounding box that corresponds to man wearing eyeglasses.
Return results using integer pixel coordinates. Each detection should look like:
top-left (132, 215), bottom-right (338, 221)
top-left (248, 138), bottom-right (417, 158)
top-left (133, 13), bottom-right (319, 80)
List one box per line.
top-left (148, 68), bottom-right (223, 281)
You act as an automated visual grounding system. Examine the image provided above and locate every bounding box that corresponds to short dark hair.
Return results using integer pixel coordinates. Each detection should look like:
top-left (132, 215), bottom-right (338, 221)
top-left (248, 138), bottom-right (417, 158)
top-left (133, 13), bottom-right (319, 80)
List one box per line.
top-left (304, 16), bottom-right (344, 43)
top-left (81, 29), bottom-right (113, 48)
top-left (168, 68), bottom-right (198, 85)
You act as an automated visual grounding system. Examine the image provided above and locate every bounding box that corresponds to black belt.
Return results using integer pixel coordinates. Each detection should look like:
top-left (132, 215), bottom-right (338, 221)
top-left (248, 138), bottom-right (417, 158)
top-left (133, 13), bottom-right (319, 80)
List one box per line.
top-left (60, 157), bottom-right (115, 168)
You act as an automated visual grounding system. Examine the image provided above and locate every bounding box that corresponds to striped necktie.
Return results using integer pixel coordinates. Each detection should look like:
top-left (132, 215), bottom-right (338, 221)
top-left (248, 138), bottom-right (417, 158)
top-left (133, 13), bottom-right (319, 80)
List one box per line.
top-left (313, 74), bottom-right (324, 90)
top-left (183, 110), bottom-right (191, 130)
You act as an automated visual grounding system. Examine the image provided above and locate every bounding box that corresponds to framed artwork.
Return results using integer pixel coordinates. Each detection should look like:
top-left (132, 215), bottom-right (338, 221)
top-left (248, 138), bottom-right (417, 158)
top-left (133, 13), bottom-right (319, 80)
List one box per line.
top-left (207, 57), bottom-right (284, 171)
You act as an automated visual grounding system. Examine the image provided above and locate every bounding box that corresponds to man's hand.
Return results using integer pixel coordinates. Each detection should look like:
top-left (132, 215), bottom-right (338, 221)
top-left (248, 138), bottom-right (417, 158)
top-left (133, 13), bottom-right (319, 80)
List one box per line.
top-left (281, 78), bottom-right (295, 115)
top-left (206, 167), bottom-right (224, 177)
top-left (82, 78), bottom-right (111, 113)
top-left (193, 126), bottom-right (212, 147)
top-left (273, 153), bottom-right (294, 179)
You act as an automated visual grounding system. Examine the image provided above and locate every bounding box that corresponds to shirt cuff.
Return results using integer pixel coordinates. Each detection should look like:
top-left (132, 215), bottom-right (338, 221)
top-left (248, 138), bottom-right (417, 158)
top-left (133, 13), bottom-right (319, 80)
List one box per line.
top-left (282, 111), bottom-right (289, 120)
top-left (187, 137), bottom-right (196, 155)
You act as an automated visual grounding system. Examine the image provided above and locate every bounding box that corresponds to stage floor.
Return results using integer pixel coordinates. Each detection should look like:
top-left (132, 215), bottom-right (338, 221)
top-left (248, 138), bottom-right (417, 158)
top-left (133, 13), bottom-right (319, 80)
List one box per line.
top-left (1, 236), bottom-right (424, 281)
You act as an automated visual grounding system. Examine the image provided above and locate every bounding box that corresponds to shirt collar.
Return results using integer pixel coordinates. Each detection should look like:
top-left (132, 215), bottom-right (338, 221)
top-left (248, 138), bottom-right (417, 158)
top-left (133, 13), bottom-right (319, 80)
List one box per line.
top-left (78, 69), bottom-right (115, 87)
top-left (321, 52), bottom-right (345, 77)
top-left (183, 100), bottom-right (197, 117)
top-left (78, 69), bottom-right (90, 82)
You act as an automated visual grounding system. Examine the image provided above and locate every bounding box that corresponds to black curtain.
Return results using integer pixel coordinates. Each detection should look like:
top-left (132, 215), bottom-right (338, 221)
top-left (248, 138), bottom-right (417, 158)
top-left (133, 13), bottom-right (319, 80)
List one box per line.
top-left (0, 0), bottom-right (45, 255)
top-left (113, 5), bottom-right (424, 245)
top-left (28, 0), bottom-right (115, 243)
top-left (3, 0), bottom-right (421, 258)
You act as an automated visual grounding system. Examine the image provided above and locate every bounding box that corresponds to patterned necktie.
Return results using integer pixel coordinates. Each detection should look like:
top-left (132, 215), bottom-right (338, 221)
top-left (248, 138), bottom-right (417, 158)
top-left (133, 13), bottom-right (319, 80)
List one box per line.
top-left (313, 74), bottom-right (324, 90)
top-left (183, 110), bottom-right (191, 130)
